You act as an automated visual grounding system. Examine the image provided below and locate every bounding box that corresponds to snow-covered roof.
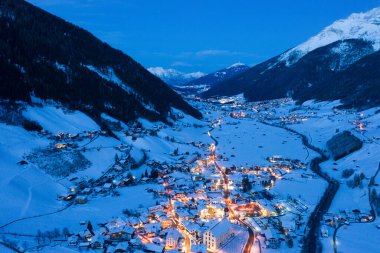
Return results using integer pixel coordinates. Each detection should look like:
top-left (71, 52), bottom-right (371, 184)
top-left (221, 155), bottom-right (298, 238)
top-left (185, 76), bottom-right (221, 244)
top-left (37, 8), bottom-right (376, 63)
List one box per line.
top-left (209, 218), bottom-right (232, 238)
top-left (191, 244), bottom-right (207, 253)
top-left (166, 228), bottom-right (181, 240)
top-left (144, 243), bottom-right (164, 253)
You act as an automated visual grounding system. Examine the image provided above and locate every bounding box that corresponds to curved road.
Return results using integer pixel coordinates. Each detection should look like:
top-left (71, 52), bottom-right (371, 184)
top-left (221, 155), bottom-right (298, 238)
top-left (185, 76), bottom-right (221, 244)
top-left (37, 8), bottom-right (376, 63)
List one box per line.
top-left (208, 124), bottom-right (257, 253)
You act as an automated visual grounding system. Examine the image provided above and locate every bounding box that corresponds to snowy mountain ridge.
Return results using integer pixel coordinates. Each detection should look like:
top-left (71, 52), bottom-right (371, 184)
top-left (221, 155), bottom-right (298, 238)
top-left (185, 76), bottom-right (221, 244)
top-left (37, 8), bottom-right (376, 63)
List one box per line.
top-left (175, 62), bottom-right (249, 95)
top-left (148, 67), bottom-right (205, 86)
top-left (226, 62), bottom-right (247, 69)
top-left (279, 7), bottom-right (380, 66)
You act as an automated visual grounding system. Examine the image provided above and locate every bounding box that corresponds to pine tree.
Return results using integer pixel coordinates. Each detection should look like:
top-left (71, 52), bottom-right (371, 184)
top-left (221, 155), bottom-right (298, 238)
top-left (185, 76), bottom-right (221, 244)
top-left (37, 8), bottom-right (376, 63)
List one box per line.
top-left (371, 188), bottom-right (377, 202)
top-left (87, 221), bottom-right (94, 235)
top-left (150, 169), bottom-right (159, 179)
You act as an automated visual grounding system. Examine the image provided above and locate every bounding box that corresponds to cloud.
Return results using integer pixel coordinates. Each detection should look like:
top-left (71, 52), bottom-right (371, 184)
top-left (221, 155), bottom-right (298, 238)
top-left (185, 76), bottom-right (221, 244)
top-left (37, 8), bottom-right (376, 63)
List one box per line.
top-left (171, 61), bottom-right (193, 67)
top-left (140, 49), bottom-right (260, 61)
top-left (194, 49), bottom-right (239, 57)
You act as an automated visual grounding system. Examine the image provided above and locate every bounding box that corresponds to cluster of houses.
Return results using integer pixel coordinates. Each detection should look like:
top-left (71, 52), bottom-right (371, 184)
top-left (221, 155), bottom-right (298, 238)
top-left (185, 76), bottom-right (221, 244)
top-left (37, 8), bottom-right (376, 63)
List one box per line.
top-left (52, 130), bottom-right (104, 150)
top-left (60, 99), bottom-right (318, 252)
top-left (279, 114), bottom-right (309, 124)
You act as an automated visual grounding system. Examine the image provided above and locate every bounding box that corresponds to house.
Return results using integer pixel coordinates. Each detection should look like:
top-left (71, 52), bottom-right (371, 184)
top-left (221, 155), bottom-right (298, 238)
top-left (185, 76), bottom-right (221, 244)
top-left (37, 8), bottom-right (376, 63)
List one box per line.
top-left (161, 217), bottom-right (173, 229)
top-left (185, 223), bottom-right (204, 241)
top-left (128, 217), bottom-right (140, 227)
top-left (149, 206), bottom-right (164, 215)
top-left (75, 195), bottom-right (88, 204)
top-left (155, 211), bottom-right (167, 220)
top-left (165, 228), bottom-right (181, 250)
top-left (203, 219), bottom-right (235, 251)
top-left (91, 236), bottom-right (104, 249)
top-left (78, 229), bottom-right (93, 242)
top-left (81, 188), bottom-right (92, 195)
top-left (144, 223), bottom-right (161, 237)
top-left (103, 183), bottom-right (113, 190)
top-left (114, 242), bottom-right (129, 252)
top-left (320, 226), bottom-right (329, 238)
top-left (130, 237), bottom-right (142, 248)
top-left (78, 242), bottom-right (91, 248)
top-left (267, 237), bottom-right (280, 249)
top-left (176, 209), bottom-right (191, 221)
top-left (139, 216), bottom-right (150, 225)
top-left (77, 180), bottom-right (89, 190)
top-left (144, 243), bottom-right (164, 253)
top-left (109, 225), bottom-right (134, 241)
top-left (105, 218), bottom-right (127, 231)
top-left (91, 240), bottom-right (104, 249)
top-left (67, 235), bottom-right (79, 246)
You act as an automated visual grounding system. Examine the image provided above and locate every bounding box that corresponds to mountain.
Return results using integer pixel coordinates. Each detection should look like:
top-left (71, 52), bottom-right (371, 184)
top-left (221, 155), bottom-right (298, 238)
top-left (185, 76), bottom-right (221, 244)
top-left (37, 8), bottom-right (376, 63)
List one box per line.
top-left (175, 63), bottom-right (249, 95)
top-left (279, 7), bottom-right (380, 66)
top-left (203, 8), bottom-right (380, 109)
top-left (0, 0), bottom-right (202, 123)
top-left (148, 67), bottom-right (205, 86)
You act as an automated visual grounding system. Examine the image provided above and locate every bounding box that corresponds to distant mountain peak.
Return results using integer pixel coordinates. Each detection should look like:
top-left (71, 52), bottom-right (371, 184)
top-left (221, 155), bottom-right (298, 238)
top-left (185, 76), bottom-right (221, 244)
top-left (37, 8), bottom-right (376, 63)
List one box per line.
top-left (227, 62), bottom-right (246, 69)
top-left (174, 63), bottom-right (249, 95)
top-left (280, 7), bottom-right (380, 66)
top-left (148, 67), bottom-right (205, 86)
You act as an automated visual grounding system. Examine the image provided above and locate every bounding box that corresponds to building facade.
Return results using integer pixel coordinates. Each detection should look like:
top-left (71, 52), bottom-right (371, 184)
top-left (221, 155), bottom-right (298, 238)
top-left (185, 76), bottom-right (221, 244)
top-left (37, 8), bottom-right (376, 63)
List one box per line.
top-left (203, 219), bottom-right (234, 251)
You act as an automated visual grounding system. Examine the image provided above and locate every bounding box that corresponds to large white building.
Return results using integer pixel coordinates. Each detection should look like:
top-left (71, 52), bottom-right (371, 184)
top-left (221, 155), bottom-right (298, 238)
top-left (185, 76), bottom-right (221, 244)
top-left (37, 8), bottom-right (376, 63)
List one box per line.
top-left (203, 219), bottom-right (235, 251)
top-left (165, 228), bottom-right (181, 250)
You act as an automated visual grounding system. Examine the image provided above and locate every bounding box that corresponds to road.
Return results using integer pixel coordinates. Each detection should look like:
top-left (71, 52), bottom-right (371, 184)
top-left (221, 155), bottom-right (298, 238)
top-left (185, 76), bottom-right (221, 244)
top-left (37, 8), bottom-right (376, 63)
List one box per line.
top-left (208, 123), bottom-right (257, 253)
top-left (332, 221), bottom-right (347, 253)
top-left (165, 189), bottom-right (192, 253)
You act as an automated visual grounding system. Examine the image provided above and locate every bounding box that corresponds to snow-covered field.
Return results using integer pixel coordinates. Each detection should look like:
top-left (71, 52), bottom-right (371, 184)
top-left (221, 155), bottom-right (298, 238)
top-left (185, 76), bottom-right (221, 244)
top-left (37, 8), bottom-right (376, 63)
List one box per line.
top-left (214, 119), bottom-right (315, 167)
top-left (0, 123), bottom-right (66, 225)
top-left (23, 105), bottom-right (100, 135)
top-left (5, 183), bottom-right (158, 234)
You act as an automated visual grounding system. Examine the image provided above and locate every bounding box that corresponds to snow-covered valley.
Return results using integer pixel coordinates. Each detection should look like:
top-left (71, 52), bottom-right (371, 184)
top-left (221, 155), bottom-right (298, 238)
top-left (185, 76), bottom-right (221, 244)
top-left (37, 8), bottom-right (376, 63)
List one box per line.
top-left (0, 96), bottom-right (378, 253)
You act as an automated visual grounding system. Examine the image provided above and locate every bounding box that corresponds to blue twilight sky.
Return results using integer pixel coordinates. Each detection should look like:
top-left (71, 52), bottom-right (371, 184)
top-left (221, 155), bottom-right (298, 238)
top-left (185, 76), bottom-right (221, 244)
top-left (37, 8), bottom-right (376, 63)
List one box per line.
top-left (28, 0), bottom-right (380, 73)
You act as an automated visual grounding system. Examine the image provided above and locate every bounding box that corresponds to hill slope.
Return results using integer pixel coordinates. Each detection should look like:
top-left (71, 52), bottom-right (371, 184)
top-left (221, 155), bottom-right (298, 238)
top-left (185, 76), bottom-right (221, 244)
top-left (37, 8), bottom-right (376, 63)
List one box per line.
top-left (0, 0), bottom-right (201, 122)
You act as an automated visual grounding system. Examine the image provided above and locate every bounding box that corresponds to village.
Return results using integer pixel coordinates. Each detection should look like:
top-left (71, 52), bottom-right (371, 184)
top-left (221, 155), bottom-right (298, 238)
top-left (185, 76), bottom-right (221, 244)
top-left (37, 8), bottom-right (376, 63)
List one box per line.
top-left (51, 98), bottom-right (332, 253)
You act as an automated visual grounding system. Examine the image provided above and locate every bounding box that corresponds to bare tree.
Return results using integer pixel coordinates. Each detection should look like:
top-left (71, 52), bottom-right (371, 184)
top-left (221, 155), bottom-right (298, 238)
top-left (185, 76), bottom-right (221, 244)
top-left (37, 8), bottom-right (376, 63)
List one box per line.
top-left (62, 227), bottom-right (70, 238)
top-left (53, 228), bottom-right (60, 238)
top-left (36, 230), bottom-right (43, 244)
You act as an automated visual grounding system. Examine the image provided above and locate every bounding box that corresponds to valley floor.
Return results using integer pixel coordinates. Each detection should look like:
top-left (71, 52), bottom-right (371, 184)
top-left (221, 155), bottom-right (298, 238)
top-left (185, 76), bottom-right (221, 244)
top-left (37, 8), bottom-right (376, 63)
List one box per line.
top-left (0, 97), bottom-right (379, 253)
